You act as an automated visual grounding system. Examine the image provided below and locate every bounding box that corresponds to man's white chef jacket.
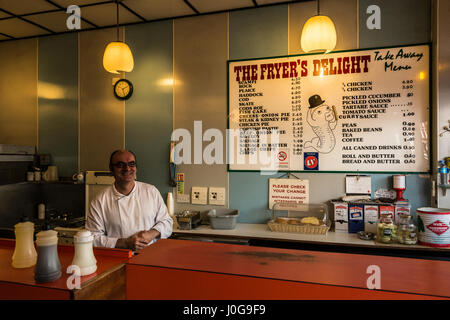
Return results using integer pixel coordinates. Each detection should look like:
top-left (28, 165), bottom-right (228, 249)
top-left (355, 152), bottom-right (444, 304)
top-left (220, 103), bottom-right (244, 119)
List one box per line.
top-left (86, 181), bottom-right (173, 248)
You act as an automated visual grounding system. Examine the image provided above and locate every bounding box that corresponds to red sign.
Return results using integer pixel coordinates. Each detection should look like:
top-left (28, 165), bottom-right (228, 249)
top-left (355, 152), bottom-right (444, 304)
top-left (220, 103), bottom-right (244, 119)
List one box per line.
top-left (278, 151), bottom-right (287, 161)
top-left (304, 156), bottom-right (317, 169)
top-left (427, 220), bottom-right (449, 236)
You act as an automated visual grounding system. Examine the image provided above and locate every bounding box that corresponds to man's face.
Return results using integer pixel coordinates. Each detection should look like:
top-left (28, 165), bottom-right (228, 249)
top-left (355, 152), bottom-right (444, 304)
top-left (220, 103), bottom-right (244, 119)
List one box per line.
top-left (110, 151), bottom-right (137, 184)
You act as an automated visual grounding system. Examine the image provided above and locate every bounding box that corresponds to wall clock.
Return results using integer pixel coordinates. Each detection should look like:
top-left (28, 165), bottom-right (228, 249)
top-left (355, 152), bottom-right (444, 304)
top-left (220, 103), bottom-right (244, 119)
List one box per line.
top-left (113, 78), bottom-right (133, 100)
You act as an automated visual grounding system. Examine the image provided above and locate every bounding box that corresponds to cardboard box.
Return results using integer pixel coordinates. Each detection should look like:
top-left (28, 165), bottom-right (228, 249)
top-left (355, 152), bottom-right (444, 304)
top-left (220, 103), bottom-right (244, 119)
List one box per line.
top-left (348, 203), bottom-right (364, 233)
top-left (364, 205), bottom-right (379, 233)
top-left (379, 205), bottom-right (395, 219)
top-left (333, 202), bottom-right (348, 233)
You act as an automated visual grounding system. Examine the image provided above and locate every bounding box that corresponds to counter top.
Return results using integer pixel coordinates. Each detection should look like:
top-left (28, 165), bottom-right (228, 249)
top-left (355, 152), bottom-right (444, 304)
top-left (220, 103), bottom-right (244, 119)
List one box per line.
top-left (0, 239), bottom-right (132, 299)
top-left (127, 239), bottom-right (450, 299)
top-left (172, 223), bottom-right (450, 252)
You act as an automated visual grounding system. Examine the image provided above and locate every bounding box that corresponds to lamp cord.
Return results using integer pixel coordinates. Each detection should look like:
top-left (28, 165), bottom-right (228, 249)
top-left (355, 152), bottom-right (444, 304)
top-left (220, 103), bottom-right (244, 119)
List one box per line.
top-left (317, 0), bottom-right (320, 15)
top-left (116, 0), bottom-right (119, 41)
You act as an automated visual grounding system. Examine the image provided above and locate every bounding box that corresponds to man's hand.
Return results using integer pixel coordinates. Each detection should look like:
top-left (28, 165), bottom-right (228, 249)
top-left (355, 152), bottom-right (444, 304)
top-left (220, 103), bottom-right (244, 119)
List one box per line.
top-left (115, 233), bottom-right (148, 251)
top-left (137, 229), bottom-right (160, 243)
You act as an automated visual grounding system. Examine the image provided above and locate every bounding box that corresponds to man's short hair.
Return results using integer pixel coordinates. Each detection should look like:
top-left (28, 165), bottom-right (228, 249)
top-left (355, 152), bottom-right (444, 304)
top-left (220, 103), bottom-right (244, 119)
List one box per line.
top-left (109, 149), bottom-right (137, 171)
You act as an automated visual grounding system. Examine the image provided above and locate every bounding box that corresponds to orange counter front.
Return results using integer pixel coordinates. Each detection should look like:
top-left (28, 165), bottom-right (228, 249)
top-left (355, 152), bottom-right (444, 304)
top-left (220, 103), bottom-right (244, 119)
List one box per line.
top-left (0, 239), bottom-right (132, 300)
top-left (126, 239), bottom-right (450, 300)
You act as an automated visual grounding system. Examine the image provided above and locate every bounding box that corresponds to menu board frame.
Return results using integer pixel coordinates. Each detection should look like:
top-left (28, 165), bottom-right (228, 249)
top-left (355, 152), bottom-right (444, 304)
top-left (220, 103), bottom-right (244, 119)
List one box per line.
top-left (227, 43), bottom-right (432, 174)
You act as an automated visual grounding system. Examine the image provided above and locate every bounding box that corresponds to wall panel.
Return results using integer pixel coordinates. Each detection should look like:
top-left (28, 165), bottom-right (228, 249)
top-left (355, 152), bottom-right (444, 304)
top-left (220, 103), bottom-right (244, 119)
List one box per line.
top-left (358, 0), bottom-right (432, 215)
top-left (126, 21), bottom-right (173, 197)
top-left (437, 0), bottom-right (450, 208)
top-left (38, 34), bottom-right (78, 178)
top-left (79, 28), bottom-right (125, 171)
top-left (0, 39), bottom-right (37, 146)
top-left (229, 5), bottom-right (288, 223)
top-left (359, 0), bottom-right (431, 48)
top-left (173, 13), bottom-right (229, 212)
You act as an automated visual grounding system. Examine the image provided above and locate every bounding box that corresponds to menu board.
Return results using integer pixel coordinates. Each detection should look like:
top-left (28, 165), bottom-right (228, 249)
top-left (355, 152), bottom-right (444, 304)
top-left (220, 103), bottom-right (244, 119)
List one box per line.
top-left (228, 44), bottom-right (430, 172)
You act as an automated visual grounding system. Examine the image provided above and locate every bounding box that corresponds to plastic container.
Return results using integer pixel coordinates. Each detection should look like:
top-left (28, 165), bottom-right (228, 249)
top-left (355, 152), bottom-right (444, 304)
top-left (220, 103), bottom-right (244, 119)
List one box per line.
top-left (207, 209), bottom-right (239, 230)
top-left (34, 225), bottom-right (61, 283)
top-left (268, 203), bottom-right (330, 234)
top-left (38, 203), bottom-right (45, 220)
top-left (71, 230), bottom-right (97, 276)
top-left (12, 217), bottom-right (37, 268)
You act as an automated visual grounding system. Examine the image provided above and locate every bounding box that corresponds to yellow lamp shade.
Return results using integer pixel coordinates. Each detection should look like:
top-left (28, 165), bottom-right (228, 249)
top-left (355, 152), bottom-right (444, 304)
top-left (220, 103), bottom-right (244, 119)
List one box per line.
top-left (103, 41), bottom-right (134, 74)
top-left (301, 15), bottom-right (337, 53)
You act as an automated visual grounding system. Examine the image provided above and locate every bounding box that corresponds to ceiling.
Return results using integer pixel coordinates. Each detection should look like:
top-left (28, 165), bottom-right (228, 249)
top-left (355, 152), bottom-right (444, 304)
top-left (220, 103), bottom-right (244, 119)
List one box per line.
top-left (0, 0), bottom-right (308, 42)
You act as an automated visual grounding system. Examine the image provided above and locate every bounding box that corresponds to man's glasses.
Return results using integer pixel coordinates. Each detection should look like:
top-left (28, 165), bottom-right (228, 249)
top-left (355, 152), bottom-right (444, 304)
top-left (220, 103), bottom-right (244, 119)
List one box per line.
top-left (112, 161), bottom-right (137, 169)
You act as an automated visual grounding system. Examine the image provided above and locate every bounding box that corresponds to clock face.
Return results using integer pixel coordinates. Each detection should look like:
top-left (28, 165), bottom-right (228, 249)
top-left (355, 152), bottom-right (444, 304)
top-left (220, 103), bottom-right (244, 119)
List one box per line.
top-left (114, 79), bottom-right (133, 100)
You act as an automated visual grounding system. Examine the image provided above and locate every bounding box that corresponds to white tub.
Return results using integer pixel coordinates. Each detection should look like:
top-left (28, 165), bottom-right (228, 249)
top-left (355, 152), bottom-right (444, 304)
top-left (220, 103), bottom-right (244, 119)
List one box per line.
top-left (417, 207), bottom-right (450, 247)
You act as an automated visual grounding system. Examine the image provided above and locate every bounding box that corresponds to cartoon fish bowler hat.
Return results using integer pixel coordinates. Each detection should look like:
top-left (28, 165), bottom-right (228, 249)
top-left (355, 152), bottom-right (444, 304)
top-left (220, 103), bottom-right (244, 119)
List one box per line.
top-left (308, 94), bottom-right (325, 108)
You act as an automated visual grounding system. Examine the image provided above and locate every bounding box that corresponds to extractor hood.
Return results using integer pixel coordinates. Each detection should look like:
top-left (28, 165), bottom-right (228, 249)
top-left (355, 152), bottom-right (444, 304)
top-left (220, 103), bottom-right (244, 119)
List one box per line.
top-left (0, 144), bottom-right (35, 162)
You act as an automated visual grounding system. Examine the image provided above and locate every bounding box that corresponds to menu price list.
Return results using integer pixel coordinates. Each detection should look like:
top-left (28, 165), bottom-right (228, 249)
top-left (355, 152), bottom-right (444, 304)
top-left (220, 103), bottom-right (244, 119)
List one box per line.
top-left (237, 80), bottom-right (289, 157)
top-left (339, 78), bottom-right (421, 168)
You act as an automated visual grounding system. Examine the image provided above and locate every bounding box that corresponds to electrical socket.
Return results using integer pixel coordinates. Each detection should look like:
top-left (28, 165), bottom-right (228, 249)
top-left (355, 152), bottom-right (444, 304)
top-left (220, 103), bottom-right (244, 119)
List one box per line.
top-left (209, 187), bottom-right (225, 205)
top-left (191, 187), bottom-right (207, 205)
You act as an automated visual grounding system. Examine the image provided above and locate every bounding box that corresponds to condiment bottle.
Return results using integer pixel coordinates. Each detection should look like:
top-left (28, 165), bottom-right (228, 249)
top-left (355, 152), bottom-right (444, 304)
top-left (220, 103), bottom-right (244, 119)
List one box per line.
top-left (12, 217), bottom-right (37, 268)
top-left (70, 230), bottom-right (97, 276)
top-left (397, 214), bottom-right (418, 245)
top-left (376, 214), bottom-right (397, 244)
top-left (34, 224), bottom-right (61, 283)
top-left (167, 192), bottom-right (178, 229)
top-left (38, 203), bottom-right (45, 220)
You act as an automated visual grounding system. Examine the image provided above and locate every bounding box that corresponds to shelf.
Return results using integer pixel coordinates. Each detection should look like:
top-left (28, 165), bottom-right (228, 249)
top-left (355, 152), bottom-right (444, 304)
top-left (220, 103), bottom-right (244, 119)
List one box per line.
top-left (24, 181), bottom-right (84, 185)
top-left (172, 223), bottom-right (450, 256)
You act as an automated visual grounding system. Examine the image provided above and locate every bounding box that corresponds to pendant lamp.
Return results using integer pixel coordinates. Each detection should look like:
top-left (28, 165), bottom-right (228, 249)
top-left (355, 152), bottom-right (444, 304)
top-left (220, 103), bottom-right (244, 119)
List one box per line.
top-left (103, 0), bottom-right (134, 73)
top-left (300, 0), bottom-right (337, 53)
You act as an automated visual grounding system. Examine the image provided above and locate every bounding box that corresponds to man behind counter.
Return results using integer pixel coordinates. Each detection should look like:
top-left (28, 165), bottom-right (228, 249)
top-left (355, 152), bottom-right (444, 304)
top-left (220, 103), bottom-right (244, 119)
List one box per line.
top-left (86, 149), bottom-right (173, 251)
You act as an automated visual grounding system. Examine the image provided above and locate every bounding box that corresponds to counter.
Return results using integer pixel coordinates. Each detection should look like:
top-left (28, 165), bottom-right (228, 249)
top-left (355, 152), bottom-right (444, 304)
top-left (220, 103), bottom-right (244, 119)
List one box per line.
top-left (126, 239), bottom-right (450, 299)
top-left (171, 223), bottom-right (450, 259)
top-left (0, 239), bottom-right (132, 300)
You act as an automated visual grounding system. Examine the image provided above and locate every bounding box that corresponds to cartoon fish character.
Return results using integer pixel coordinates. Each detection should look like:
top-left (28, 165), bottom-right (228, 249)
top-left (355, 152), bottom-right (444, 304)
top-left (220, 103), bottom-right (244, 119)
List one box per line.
top-left (304, 94), bottom-right (338, 154)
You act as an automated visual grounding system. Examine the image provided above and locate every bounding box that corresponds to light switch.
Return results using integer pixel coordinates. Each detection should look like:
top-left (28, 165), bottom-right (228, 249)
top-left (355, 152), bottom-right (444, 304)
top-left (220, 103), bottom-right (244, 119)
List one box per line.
top-left (209, 187), bottom-right (226, 206)
top-left (191, 187), bottom-right (207, 205)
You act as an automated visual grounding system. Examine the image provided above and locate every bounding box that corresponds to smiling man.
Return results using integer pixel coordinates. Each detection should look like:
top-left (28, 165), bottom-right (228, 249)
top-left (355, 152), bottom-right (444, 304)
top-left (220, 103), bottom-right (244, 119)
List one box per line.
top-left (86, 149), bottom-right (173, 251)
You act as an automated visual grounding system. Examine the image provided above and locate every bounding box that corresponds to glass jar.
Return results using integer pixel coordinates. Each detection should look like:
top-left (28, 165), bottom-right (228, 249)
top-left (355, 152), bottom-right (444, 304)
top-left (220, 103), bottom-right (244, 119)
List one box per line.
top-left (397, 214), bottom-right (418, 245)
top-left (377, 214), bottom-right (397, 244)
